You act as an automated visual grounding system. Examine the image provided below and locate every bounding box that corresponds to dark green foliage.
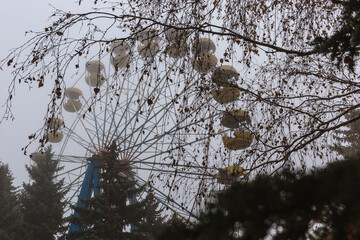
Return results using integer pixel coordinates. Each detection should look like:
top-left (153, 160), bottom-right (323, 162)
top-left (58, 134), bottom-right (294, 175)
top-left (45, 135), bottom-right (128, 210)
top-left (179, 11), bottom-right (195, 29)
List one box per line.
top-left (0, 162), bottom-right (22, 240)
top-left (312, 0), bottom-right (360, 71)
top-left (66, 142), bottom-right (164, 240)
top-left (157, 154), bottom-right (360, 240)
top-left (137, 192), bottom-right (166, 239)
top-left (155, 215), bottom-right (191, 240)
top-left (21, 147), bottom-right (66, 240)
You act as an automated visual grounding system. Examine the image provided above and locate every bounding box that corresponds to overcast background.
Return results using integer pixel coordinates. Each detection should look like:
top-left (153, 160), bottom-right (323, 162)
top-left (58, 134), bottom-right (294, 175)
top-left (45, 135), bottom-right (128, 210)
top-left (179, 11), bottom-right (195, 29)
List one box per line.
top-left (0, 1), bottom-right (326, 189)
top-left (0, 0), bottom-right (87, 187)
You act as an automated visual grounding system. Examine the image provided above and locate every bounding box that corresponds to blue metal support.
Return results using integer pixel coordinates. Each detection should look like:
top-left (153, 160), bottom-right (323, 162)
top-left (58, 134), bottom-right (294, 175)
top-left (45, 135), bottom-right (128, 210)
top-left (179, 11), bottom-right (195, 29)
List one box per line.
top-left (93, 164), bottom-right (100, 196)
top-left (68, 156), bottom-right (142, 234)
top-left (69, 157), bottom-right (100, 233)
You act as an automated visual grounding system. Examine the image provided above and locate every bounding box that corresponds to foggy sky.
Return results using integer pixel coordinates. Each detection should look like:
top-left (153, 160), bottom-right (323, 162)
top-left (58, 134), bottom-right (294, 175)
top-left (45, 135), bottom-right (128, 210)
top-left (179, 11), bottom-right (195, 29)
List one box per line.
top-left (0, 0), bottom-right (85, 186)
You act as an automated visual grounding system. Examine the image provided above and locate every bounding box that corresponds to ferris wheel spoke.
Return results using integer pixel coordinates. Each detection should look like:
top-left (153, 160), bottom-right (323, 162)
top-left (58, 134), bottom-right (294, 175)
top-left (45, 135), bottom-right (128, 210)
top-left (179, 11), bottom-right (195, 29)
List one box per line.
top-left (129, 133), bottom-right (217, 167)
top-left (139, 162), bottom-right (217, 177)
top-left (133, 174), bottom-right (199, 220)
top-left (62, 128), bottom-right (94, 153)
top-left (125, 69), bottom-right (180, 153)
top-left (100, 75), bottom-right (113, 147)
top-left (53, 155), bottom-right (87, 163)
top-left (108, 60), bottom-right (182, 146)
top-left (105, 74), bottom-right (157, 146)
top-left (55, 164), bottom-right (87, 178)
top-left (63, 102), bottom-right (99, 153)
top-left (117, 82), bottom-right (195, 158)
top-left (135, 166), bottom-right (214, 178)
top-left (62, 176), bottom-right (85, 214)
top-left (131, 159), bottom-right (218, 172)
top-left (126, 110), bottom-right (223, 164)
top-left (100, 72), bottom-right (136, 148)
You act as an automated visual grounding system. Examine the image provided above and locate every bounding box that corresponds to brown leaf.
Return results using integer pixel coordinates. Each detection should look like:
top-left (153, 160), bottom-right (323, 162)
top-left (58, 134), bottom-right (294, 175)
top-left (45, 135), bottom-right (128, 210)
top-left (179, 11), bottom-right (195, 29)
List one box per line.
top-left (55, 88), bottom-right (62, 98)
top-left (7, 58), bottom-right (13, 66)
top-left (344, 56), bottom-right (353, 65)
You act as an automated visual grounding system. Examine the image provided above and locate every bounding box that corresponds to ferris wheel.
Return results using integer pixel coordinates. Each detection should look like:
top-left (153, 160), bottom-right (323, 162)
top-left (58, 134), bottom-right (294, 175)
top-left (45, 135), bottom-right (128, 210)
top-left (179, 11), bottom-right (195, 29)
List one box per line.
top-left (30, 28), bottom-right (254, 224)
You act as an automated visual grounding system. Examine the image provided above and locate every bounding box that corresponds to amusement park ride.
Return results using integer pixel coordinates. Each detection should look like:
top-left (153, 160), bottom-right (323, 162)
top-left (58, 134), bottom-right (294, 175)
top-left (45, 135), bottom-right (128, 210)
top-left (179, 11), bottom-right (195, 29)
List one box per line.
top-left (30, 28), bottom-right (254, 231)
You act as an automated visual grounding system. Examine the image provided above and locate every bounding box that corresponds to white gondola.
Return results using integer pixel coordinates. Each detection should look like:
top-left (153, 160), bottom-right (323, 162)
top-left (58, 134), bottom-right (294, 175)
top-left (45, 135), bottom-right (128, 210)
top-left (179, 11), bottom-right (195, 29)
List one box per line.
top-left (63, 99), bottom-right (82, 113)
top-left (65, 88), bottom-right (82, 100)
top-left (137, 41), bottom-right (160, 58)
top-left (85, 60), bottom-right (105, 73)
top-left (85, 73), bottom-right (106, 87)
top-left (30, 152), bottom-right (46, 162)
top-left (111, 53), bottom-right (130, 69)
top-left (110, 40), bottom-right (131, 55)
top-left (46, 118), bottom-right (64, 130)
top-left (136, 28), bottom-right (159, 43)
top-left (165, 28), bottom-right (186, 42)
top-left (46, 132), bottom-right (64, 143)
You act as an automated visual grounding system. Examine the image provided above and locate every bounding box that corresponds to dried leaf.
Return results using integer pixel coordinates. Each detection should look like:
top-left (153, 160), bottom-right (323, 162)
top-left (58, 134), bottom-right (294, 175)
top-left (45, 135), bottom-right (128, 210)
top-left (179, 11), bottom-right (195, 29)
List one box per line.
top-left (7, 58), bottom-right (13, 66)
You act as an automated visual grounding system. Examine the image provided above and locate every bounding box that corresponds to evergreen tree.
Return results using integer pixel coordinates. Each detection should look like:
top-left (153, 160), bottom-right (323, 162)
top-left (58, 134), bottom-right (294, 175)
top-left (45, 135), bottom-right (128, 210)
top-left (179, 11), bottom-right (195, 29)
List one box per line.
top-left (332, 109), bottom-right (360, 158)
top-left (66, 142), bottom-right (164, 240)
top-left (312, 0), bottom-right (360, 71)
top-left (20, 147), bottom-right (66, 240)
top-left (157, 154), bottom-right (360, 240)
top-left (0, 162), bottom-right (22, 240)
top-left (137, 191), bottom-right (165, 239)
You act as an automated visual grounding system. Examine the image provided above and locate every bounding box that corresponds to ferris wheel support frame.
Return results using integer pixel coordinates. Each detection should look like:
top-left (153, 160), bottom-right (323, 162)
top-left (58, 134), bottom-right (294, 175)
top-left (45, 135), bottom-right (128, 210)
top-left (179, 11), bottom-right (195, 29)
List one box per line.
top-left (69, 156), bottom-right (100, 233)
top-left (68, 155), bottom-right (141, 233)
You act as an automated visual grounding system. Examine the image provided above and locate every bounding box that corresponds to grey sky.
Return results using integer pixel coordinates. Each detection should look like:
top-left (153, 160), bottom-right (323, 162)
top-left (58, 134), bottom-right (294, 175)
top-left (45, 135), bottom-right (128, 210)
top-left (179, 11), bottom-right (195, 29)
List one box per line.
top-left (0, 1), bottom-right (80, 186)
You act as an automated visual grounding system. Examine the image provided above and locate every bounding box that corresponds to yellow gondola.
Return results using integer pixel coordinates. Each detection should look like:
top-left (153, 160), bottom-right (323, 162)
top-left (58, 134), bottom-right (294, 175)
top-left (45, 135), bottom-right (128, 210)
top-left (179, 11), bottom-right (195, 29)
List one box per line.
top-left (211, 85), bottom-right (240, 104)
top-left (192, 38), bottom-right (216, 54)
top-left (221, 110), bottom-right (251, 128)
top-left (212, 65), bottom-right (239, 85)
top-left (217, 165), bottom-right (247, 184)
top-left (165, 41), bottom-right (188, 58)
top-left (191, 54), bottom-right (217, 73)
top-left (222, 131), bottom-right (253, 150)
